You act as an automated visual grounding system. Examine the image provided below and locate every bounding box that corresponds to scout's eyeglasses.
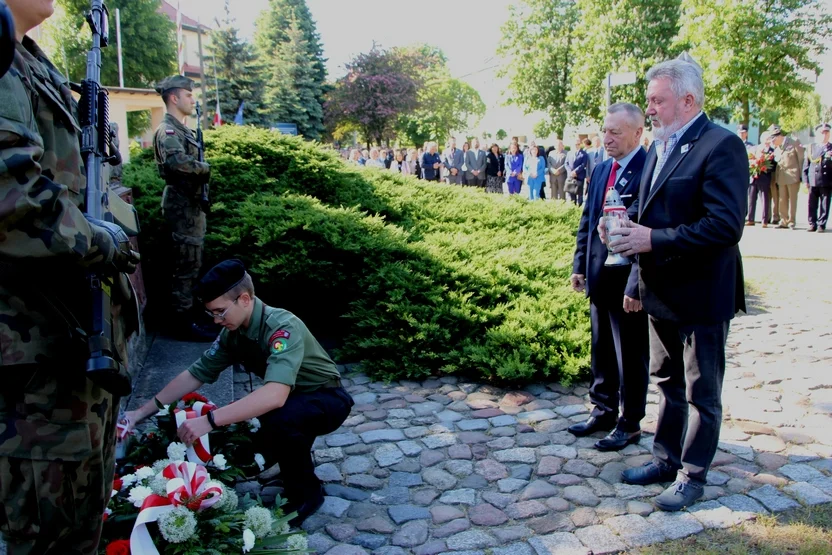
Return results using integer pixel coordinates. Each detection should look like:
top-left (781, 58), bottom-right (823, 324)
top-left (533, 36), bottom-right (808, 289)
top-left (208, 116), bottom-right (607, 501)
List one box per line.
top-left (205, 296), bottom-right (240, 321)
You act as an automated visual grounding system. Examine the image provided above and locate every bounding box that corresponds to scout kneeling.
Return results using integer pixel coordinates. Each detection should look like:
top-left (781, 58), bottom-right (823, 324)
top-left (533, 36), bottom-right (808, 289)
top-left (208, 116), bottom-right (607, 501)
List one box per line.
top-left (125, 260), bottom-right (354, 526)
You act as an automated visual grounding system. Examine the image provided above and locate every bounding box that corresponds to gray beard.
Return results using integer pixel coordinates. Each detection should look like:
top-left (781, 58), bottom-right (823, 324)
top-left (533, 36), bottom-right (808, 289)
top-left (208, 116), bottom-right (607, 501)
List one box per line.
top-left (652, 116), bottom-right (683, 142)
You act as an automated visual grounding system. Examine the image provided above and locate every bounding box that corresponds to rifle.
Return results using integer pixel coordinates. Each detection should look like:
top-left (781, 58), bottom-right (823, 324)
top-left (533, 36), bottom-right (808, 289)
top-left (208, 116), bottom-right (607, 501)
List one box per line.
top-left (79, 0), bottom-right (140, 396)
top-left (195, 101), bottom-right (210, 213)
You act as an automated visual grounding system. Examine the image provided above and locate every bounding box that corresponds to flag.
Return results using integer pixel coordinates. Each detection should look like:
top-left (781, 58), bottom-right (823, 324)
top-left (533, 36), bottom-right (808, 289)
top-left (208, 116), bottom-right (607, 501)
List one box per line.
top-left (234, 102), bottom-right (245, 125)
top-left (176, 2), bottom-right (185, 76)
top-left (213, 99), bottom-right (223, 127)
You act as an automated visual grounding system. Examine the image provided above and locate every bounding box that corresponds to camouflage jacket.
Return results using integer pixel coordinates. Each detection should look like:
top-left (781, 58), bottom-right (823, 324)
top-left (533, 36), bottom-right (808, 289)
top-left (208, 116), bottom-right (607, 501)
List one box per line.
top-left (153, 113), bottom-right (210, 194)
top-left (0, 38), bottom-right (121, 366)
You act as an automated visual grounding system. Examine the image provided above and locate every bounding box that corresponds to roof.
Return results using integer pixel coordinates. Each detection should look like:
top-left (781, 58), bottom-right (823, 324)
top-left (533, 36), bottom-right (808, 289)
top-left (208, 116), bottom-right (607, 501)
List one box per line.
top-left (158, 1), bottom-right (211, 31)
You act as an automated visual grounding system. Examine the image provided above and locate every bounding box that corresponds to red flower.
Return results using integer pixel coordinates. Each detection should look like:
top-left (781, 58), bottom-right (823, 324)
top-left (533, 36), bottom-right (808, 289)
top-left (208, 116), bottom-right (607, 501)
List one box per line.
top-left (182, 392), bottom-right (208, 404)
top-left (102, 512), bottom-right (108, 521)
top-left (112, 476), bottom-right (123, 491)
top-left (106, 539), bottom-right (130, 555)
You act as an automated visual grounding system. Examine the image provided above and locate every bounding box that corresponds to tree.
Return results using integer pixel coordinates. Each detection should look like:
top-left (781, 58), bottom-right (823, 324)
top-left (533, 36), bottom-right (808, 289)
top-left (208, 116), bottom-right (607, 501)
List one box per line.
top-left (675, 0), bottom-right (832, 125)
top-left (56, 0), bottom-right (176, 88)
top-left (326, 47), bottom-right (420, 147)
top-left (203, 2), bottom-right (269, 127)
top-left (498, 0), bottom-right (580, 138)
top-left (496, 129), bottom-right (508, 141)
top-left (568, 0), bottom-right (682, 124)
top-left (256, 0), bottom-right (327, 136)
top-left (763, 89), bottom-right (823, 133)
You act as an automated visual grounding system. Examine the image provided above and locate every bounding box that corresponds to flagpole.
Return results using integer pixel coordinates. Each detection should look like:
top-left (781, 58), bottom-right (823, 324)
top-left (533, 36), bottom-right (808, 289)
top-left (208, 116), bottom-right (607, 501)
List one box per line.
top-left (212, 50), bottom-right (222, 126)
top-left (176, 1), bottom-right (184, 76)
top-left (116, 8), bottom-right (124, 87)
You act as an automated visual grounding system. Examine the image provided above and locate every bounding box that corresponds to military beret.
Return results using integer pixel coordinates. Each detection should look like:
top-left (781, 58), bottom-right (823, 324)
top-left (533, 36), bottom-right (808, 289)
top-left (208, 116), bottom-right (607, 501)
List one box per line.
top-left (817, 123), bottom-right (831, 132)
top-left (194, 259), bottom-right (246, 303)
top-left (154, 75), bottom-right (194, 96)
top-left (767, 124), bottom-right (783, 137)
top-left (737, 124), bottom-right (748, 132)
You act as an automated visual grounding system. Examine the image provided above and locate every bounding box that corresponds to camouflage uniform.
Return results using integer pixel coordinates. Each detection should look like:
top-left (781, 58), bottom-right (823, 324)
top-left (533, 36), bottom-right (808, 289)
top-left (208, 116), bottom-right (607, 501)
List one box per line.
top-left (153, 79), bottom-right (210, 318)
top-left (0, 38), bottom-right (125, 554)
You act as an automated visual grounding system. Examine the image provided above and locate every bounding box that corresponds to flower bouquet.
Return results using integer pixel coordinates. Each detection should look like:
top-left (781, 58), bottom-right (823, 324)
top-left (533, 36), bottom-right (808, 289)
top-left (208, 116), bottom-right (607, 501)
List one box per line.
top-left (749, 150), bottom-right (775, 179)
top-left (101, 460), bottom-right (310, 554)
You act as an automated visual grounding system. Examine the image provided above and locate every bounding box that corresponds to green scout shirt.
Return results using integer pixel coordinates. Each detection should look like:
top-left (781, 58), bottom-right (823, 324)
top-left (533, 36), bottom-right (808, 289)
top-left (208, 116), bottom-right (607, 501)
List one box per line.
top-left (188, 297), bottom-right (340, 393)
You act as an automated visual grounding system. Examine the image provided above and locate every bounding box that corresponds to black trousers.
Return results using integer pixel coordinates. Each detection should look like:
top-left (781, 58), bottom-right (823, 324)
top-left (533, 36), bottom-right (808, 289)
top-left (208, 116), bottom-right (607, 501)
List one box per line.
top-left (649, 316), bottom-right (729, 485)
top-left (808, 186), bottom-right (831, 229)
top-left (259, 386), bottom-right (353, 501)
top-left (747, 177), bottom-right (770, 223)
top-left (588, 297), bottom-right (649, 433)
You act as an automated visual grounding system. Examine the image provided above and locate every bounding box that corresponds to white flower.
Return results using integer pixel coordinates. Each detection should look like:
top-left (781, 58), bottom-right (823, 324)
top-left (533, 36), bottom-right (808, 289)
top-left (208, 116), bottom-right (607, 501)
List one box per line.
top-left (276, 521), bottom-right (290, 535)
top-left (167, 442), bottom-right (187, 461)
top-left (156, 404), bottom-right (170, 416)
top-left (242, 528), bottom-right (255, 553)
top-left (158, 506), bottom-right (197, 544)
top-left (254, 453), bottom-right (265, 471)
top-left (127, 485), bottom-right (153, 508)
top-left (120, 473), bottom-right (137, 489)
top-left (105, 507), bottom-right (113, 517)
top-left (217, 482), bottom-right (239, 512)
top-left (244, 506), bottom-right (274, 538)
top-left (248, 418), bottom-right (261, 432)
top-left (111, 489), bottom-right (118, 499)
top-left (212, 454), bottom-right (228, 470)
top-left (152, 459), bottom-right (172, 474)
top-left (286, 534), bottom-right (308, 551)
top-left (149, 472), bottom-right (168, 496)
top-left (135, 466), bottom-right (155, 481)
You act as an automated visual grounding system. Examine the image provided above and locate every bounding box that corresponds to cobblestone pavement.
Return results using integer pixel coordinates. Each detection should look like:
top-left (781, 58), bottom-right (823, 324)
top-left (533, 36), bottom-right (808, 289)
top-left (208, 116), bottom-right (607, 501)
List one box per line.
top-left (242, 227), bottom-right (832, 555)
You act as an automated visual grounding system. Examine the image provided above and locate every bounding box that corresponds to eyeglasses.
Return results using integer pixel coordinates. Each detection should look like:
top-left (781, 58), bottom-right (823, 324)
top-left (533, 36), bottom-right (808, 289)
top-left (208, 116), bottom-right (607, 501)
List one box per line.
top-left (205, 296), bottom-right (240, 321)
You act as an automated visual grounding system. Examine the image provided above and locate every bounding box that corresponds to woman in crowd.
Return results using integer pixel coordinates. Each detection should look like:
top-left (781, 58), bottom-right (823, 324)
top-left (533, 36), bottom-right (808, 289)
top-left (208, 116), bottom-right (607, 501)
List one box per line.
top-left (485, 143), bottom-right (505, 194)
top-left (506, 142), bottom-right (524, 195)
top-left (365, 147), bottom-right (386, 168)
top-left (402, 149), bottom-right (417, 175)
top-left (460, 141), bottom-right (471, 184)
top-left (523, 144), bottom-right (546, 200)
top-left (389, 150), bottom-right (406, 173)
top-left (347, 149), bottom-right (362, 165)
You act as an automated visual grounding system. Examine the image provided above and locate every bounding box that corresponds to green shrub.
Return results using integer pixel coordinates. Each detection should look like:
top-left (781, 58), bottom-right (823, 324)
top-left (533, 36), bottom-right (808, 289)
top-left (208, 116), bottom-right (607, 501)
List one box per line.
top-left (126, 126), bottom-right (590, 384)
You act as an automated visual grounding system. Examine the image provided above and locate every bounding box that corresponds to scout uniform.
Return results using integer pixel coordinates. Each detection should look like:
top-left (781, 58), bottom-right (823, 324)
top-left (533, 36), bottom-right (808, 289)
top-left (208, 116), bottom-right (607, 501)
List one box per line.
top-left (0, 36), bottom-right (129, 554)
top-left (152, 75), bottom-right (211, 333)
top-left (188, 260), bottom-right (354, 522)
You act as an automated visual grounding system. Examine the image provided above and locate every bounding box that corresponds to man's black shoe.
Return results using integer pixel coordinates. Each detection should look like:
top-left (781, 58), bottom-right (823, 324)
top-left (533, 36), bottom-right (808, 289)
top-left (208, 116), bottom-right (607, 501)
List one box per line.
top-left (567, 416), bottom-right (616, 437)
top-left (285, 489), bottom-right (325, 528)
top-left (595, 428), bottom-right (641, 451)
top-left (654, 480), bottom-right (704, 511)
top-left (621, 461), bottom-right (678, 485)
top-left (808, 227), bottom-right (817, 232)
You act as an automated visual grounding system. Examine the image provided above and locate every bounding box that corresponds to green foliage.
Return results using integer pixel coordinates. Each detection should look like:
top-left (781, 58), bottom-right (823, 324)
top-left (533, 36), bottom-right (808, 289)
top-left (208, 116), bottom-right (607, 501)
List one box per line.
top-left (203, 2), bottom-right (270, 128)
top-left (496, 129), bottom-right (508, 141)
top-left (127, 111), bottom-right (152, 138)
top-left (763, 90), bottom-right (824, 133)
top-left (127, 127), bottom-right (590, 383)
top-left (53, 0), bottom-right (176, 87)
top-left (675, 0), bottom-right (832, 125)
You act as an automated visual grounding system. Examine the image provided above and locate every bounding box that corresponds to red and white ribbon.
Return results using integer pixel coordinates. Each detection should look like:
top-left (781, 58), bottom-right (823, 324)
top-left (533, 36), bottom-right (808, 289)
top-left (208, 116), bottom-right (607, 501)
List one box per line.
top-left (174, 401), bottom-right (216, 463)
top-left (130, 462), bottom-right (222, 554)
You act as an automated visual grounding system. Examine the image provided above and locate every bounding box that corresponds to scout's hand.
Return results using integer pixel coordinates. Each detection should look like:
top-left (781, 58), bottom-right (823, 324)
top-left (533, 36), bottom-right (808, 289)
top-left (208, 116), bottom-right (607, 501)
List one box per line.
top-left (178, 416), bottom-right (212, 446)
top-left (609, 220), bottom-right (652, 256)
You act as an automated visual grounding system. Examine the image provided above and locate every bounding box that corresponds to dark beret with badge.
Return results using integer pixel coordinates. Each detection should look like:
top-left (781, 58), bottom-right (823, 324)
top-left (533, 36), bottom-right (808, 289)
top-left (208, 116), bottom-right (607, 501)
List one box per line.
top-left (154, 75), bottom-right (195, 96)
top-left (194, 259), bottom-right (247, 303)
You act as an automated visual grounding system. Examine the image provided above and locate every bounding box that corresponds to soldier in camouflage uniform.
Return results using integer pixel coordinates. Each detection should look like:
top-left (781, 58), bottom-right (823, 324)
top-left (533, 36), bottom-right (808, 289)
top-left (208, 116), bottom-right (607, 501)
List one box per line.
top-left (0, 1), bottom-right (136, 553)
top-left (153, 75), bottom-right (214, 340)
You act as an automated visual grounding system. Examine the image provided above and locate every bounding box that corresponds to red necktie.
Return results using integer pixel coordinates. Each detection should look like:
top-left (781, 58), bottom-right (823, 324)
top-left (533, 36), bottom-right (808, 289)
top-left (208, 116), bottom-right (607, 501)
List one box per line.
top-left (606, 161), bottom-right (621, 190)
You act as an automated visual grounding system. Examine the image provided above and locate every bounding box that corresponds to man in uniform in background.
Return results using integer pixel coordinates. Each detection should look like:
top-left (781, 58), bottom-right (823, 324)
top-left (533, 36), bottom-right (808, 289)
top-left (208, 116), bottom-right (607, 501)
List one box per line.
top-left (153, 75), bottom-right (214, 340)
top-left (0, 0), bottom-right (137, 552)
top-left (804, 123), bottom-right (832, 233)
top-left (124, 260), bottom-right (354, 528)
top-left (738, 123), bottom-right (755, 152)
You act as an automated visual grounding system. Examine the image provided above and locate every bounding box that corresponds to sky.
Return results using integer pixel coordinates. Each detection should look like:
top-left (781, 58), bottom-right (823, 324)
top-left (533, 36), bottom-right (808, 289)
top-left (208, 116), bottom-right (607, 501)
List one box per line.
top-left (179, 0), bottom-right (832, 136)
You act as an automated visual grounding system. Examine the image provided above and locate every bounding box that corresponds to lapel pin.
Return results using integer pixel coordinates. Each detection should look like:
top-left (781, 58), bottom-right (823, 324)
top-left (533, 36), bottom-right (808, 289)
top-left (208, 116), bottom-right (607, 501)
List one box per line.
top-left (681, 144), bottom-right (690, 154)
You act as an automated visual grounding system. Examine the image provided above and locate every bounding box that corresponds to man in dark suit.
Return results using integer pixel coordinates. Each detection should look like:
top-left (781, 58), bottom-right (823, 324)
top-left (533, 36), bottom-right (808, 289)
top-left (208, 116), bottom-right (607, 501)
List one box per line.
top-left (803, 123), bottom-right (832, 232)
top-left (443, 137), bottom-right (465, 185)
top-left (565, 139), bottom-right (589, 205)
top-left (570, 103), bottom-right (650, 452)
top-left (606, 56), bottom-right (747, 511)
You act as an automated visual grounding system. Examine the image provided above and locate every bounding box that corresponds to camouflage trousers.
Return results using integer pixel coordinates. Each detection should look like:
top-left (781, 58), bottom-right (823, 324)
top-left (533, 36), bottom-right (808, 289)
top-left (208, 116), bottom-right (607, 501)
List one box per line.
top-left (162, 185), bottom-right (206, 315)
top-left (0, 364), bottom-right (118, 554)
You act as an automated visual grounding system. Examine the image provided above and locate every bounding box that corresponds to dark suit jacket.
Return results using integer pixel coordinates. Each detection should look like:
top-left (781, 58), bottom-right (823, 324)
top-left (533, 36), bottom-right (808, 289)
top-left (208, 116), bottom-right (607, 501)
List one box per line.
top-left (637, 114), bottom-right (747, 324)
top-left (566, 149), bottom-right (588, 181)
top-left (573, 149), bottom-right (646, 303)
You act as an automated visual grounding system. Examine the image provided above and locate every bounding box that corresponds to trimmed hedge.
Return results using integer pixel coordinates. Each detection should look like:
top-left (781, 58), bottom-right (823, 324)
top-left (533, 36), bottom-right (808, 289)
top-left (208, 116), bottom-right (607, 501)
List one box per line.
top-left (124, 126), bottom-right (590, 384)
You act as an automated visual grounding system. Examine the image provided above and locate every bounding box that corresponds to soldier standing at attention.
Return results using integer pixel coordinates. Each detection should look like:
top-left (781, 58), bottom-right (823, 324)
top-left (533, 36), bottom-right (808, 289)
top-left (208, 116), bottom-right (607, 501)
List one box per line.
top-left (153, 75), bottom-right (214, 340)
top-left (124, 260), bottom-right (355, 527)
top-left (0, 0), bottom-right (137, 552)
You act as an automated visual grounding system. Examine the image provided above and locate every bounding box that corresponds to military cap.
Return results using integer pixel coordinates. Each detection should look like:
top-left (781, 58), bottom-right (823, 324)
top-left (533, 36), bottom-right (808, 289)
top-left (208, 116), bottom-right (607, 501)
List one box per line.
top-left (154, 75), bottom-right (195, 96)
top-left (737, 124), bottom-right (748, 132)
top-left (816, 123), bottom-right (831, 132)
top-left (767, 124), bottom-right (783, 137)
top-left (194, 259), bottom-right (246, 302)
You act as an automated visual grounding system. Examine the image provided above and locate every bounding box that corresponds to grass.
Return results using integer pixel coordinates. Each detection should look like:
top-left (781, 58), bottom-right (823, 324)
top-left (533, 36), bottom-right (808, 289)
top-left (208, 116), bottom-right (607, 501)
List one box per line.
top-left (633, 504), bottom-right (832, 554)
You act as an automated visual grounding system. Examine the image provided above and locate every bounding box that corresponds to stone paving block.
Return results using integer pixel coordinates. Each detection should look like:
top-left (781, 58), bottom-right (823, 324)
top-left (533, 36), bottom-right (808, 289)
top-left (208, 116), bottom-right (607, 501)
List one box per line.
top-left (445, 530), bottom-right (498, 550)
top-left (517, 409), bottom-right (557, 424)
top-left (783, 482), bottom-right (832, 505)
top-left (604, 514), bottom-right (666, 547)
top-left (423, 468), bottom-right (458, 490)
top-left (528, 532), bottom-right (590, 555)
top-left (491, 543), bottom-right (535, 555)
top-left (422, 433), bottom-right (458, 449)
top-left (779, 463), bottom-right (826, 482)
top-left (320, 496), bottom-right (352, 518)
top-left (324, 545), bottom-right (369, 555)
top-left (506, 500), bottom-right (549, 519)
top-left (433, 518), bottom-right (471, 538)
top-left (539, 445), bottom-right (578, 459)
top-left (397, 440), bottom-right (423, 457)
top-left (391, 520), bottom-right (429, 547)
top-left (748, 484), bottom-right (801, 512)
top-left (646, 510), bottom-right (705, 540)
top-left (439, 488), bottom-right (477, 505)
top-left (374, 444), bottom-right (404, 467)
top-left (574, 525), bottom-right (627, 555)
top-left (491, 415), bottom-right (519, 427)
top-left (494, 448), bottom-right (537, 463)
top-left (361, 429), bottom-right (406, 444)
top-left (458, 419), bottom-right (490, 431)
top-left (718, 494), bottom-right (769, 514)
top-left (688, 500), bottom-right (752, 529)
